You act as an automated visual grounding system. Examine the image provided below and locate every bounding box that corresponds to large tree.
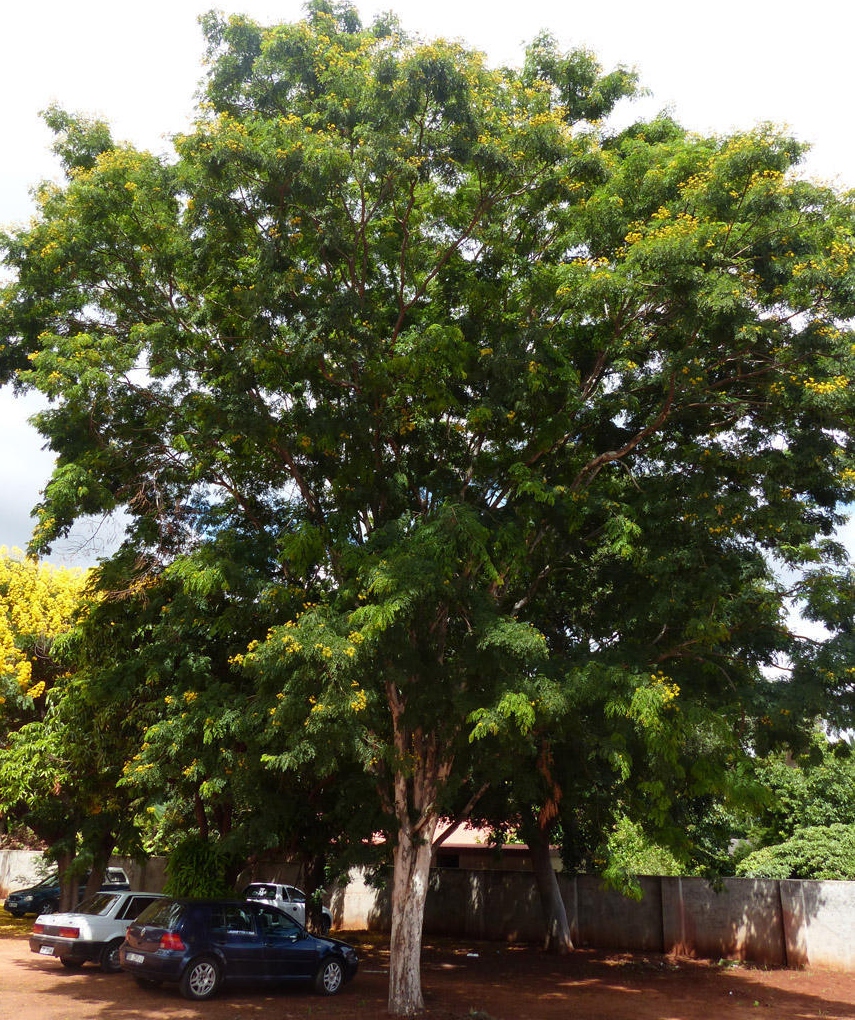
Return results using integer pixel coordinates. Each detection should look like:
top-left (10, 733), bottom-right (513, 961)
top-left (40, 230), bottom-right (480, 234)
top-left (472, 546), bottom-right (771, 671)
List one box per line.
top-left (3, 3), bottom-right (855, 1012)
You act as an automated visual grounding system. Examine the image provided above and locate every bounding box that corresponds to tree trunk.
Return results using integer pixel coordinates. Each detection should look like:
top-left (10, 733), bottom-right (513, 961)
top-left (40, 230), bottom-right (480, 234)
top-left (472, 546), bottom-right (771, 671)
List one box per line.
top-left (56, 848), bottom-right (76, 912)
top-left (81, 829), bottom-right (116, 901)
top-left (302, 850), bottom-right (327, 933)
top-left (387, 824), bottom-right (436, 1016)
top-left (384, 678), bottom-right (449, 1016)
top-left (529, 828), bottom-right (573, 953)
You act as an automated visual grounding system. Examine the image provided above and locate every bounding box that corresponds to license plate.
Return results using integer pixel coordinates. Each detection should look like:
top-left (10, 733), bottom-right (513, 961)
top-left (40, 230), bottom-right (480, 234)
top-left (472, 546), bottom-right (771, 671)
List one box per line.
top-left (39, 946), bottom-right (55, 956)
top-left (125, 952), bottom-right (145, 964)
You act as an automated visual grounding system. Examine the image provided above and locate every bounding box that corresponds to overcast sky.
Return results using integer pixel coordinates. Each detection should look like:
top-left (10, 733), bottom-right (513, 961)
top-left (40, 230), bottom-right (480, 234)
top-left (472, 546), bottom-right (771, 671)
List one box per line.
top-left (2, 0), bottom-right (854, 564)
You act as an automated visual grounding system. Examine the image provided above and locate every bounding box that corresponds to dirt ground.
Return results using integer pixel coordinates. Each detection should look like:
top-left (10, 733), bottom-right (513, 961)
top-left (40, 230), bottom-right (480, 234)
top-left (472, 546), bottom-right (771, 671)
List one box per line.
top-left (3, 924), bottom-right (855, 1020)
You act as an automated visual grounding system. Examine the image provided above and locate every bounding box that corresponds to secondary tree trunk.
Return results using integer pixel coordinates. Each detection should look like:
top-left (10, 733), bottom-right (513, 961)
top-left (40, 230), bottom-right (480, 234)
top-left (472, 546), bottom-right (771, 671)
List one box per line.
top-left (529, 827), bottom-right (573, 953)
top-left (81, 829), bottom-right (116, 901)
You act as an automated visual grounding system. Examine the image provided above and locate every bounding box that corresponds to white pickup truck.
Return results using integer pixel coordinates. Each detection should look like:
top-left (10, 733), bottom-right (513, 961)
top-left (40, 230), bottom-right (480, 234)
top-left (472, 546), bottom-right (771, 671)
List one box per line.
top-left (242, 882), bottom-right (332, 932)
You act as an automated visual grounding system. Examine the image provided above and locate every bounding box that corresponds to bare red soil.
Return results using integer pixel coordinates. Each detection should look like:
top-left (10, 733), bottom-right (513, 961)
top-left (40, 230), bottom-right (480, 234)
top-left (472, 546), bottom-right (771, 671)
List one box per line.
top-left (2, 928), bottom-right (855, 1019)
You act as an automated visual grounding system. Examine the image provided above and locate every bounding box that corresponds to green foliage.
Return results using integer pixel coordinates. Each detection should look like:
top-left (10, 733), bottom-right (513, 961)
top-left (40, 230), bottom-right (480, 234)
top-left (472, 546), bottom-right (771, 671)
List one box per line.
top-left (163, 835), bottom-right (235, 897)
top-left (736, 823), bottom-right (855, 880)
top-left (728, 733), bottom-right (855, 881)
top-left (601, 817), bottom-right (685, 895)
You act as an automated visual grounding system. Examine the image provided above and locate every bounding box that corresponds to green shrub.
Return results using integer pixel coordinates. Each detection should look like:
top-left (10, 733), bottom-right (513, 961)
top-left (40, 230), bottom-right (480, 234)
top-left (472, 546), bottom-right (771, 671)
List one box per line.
top-left (163, 835), bottom-right (234, 897)
top-left (735, 823), bottom-right (855, 880)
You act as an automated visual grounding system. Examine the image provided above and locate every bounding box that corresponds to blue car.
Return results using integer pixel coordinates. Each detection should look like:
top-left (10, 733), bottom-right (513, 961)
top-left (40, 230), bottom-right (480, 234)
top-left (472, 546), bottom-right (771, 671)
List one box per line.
top-left (4, 867), bottom-right (130, 917)
top-left (119, 898), bottom-right (358, 1000)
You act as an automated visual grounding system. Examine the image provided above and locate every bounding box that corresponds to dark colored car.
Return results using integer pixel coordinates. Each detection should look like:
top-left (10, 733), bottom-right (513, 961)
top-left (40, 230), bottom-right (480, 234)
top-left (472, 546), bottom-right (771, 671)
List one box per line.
top-left (4, 867), bottom-right (130, 918)
top-left (119, 897), bottom-right (358, 1000)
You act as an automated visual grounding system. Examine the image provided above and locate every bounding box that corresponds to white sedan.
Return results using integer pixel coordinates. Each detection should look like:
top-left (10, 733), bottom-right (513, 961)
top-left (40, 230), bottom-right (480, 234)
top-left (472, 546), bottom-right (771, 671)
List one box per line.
top-left (29, 890), bottom-right (165, 973)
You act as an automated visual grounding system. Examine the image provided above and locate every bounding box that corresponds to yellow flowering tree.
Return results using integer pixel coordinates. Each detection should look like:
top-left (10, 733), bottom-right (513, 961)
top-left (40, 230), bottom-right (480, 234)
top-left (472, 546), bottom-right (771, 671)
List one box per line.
top-left (0, 547), bottom-right (88, 724)
top-left (3, 2), bottom-right (855, 1012)
top-left (0, 548), bottom-right (101, 898)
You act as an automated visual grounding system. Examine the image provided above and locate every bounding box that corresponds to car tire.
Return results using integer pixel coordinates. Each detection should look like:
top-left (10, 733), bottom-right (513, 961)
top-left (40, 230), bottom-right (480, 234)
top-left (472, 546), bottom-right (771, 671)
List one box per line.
top-left (60, 958), bottom-right (85, 969)
top-left (179, 956), bottom-right (221, 1000)
top-left (100, 938), bottom-right (124, 973)
top-left (314, 956), bottom-right (344, 995)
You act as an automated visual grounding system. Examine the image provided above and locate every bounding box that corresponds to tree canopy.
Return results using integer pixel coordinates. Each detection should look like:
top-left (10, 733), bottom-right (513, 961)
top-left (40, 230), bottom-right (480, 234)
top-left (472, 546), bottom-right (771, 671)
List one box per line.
top-left (3, 2), bottom-right (855, 1013)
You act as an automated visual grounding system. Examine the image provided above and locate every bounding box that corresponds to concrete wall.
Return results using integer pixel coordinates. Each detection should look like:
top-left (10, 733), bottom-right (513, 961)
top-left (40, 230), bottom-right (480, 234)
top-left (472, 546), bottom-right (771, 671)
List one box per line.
top-left (0, 850), bottom-right (48, 895)
top-left (333, 867), bottom-right (855, 971)
top-left (0, 851), bottom-right (166, 898)
top-left (658, 876), bottom-right (787, 966)
top-left (780, 880), bottom-right (855, 971)
top-left (572, 874), bottom-right (664, 952)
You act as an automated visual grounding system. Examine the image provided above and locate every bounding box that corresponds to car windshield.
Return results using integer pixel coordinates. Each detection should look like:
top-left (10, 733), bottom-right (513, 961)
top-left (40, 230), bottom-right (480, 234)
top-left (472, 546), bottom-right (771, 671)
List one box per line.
top-left (33, 873), bottom-right (59, 889)
top-left (75, 892), bottom-right (120, 915)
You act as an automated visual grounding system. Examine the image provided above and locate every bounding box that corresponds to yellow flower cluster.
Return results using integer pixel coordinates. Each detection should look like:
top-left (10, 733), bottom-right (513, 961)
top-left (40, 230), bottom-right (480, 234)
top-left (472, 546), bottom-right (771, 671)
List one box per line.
top-left (803, 375), bottom-right (849, 395)
top-left (650, 671), bottom-right (680, 703)
top-left (350, 688), bottom-right (368, 712)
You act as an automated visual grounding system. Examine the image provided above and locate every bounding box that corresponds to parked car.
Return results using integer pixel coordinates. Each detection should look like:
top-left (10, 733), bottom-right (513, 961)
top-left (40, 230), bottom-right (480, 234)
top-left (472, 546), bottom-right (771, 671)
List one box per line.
top-left (29, 890), bottom-right (166, 972)
top-left (241, 882), bottom-right (332, 933)
top-left (4, 867), bottom-right (130, 918)
top-left (120, 897), bottom-right (358, 1000)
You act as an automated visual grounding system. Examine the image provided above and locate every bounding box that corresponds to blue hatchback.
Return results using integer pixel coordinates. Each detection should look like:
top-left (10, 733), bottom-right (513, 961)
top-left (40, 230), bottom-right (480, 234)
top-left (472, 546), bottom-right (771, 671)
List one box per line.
top-left (119, 898), bottom-right (358, 1000)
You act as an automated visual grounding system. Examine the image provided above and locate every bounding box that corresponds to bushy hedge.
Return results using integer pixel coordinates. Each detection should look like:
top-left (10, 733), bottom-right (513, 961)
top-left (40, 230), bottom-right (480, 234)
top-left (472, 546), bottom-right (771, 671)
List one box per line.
top-left (735, 823), bottom-right (855, 880)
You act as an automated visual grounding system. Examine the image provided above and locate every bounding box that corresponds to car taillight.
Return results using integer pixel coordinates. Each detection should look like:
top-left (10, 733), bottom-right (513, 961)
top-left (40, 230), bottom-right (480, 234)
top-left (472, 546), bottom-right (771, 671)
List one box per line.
top-left (159, 932), bottom-right (186, 951)
top-left (32, 923), bottom-right (44, 935)
top-left (59, 927), bottom-right (80, 939)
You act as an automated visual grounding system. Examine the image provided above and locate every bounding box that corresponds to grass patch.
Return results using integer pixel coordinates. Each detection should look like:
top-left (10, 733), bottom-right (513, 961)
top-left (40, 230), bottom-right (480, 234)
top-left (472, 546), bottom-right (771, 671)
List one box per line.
top-left (0, 914), bottom-right (31, 940)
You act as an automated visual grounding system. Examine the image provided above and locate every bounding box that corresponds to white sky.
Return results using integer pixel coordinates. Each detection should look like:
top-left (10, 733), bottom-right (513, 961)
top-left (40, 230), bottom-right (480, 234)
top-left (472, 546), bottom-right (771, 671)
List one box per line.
top-left (2, 0), bottom-right (854, 563)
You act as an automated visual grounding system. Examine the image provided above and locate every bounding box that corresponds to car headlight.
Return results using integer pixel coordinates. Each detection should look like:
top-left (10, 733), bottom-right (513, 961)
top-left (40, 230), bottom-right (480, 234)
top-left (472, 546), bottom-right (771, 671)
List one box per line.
top-left (22, 895), bottom-right (33, 903)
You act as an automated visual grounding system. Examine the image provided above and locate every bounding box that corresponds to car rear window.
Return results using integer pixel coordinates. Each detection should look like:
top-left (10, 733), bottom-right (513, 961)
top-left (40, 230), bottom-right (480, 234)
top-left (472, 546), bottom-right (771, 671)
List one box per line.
top-left (75, 892), bottom-right (120, 915)
top-left (118, 895), bottom-right (163, 920)
top-left (244, 884), bottom-right (277, 900)
top-left (132, 898), bottom-right (184, 929)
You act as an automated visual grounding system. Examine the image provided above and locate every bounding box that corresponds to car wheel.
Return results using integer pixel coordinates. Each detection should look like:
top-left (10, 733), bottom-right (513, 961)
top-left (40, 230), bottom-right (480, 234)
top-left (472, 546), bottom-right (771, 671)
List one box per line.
top-left (314, 956), bottom-right (344, 995)
top-left (41, 900), bottom-right (58, 914)
top-left (60, 958), bottom-right (85, 970)
top-left (179, 956), bottom-right (221, 1000)
top-left (100, 938), bottom-right (124, 973)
